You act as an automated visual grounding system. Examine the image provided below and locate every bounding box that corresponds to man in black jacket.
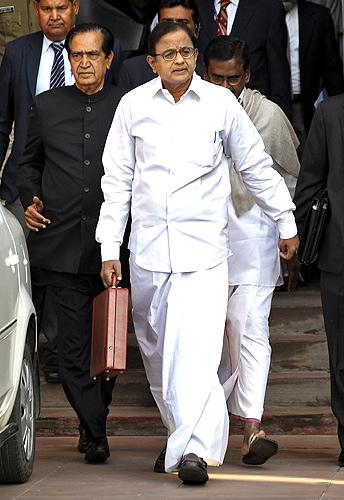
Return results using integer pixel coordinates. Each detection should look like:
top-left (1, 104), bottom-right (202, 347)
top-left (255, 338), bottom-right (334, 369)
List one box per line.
top-left (294, 94), bottom-right (344, 468)
top-left (17, 23), bottom-right (125, 464)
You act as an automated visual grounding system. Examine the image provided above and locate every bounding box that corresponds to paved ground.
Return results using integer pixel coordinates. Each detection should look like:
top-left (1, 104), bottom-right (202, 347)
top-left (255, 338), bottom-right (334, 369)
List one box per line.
top-left (2, 435), bottom-right (344, 499)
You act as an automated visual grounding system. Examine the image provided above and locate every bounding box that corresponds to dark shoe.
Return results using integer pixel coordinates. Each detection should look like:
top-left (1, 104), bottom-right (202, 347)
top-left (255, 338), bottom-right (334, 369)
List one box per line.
top-left (242, 434), bottom-right (278, 465)
top-left (178, 453), bottom-right (208, 484)
top-left (154, 446), bottom-right (166, 473)
top-left (338, 450), bottom-right (344, 467)
top-left (85, 440), bottom-right (110, 464)
top-left (78, 426), bottom-right (90, 454)
top-left (44, 371), bottom-right (61, 383)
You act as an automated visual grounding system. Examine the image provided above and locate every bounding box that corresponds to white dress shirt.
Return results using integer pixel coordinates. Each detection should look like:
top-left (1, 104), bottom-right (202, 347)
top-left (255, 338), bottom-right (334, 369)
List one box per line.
top-left (35, 35), bottom-right (74, 95)
top-left (286, 4), bottom-right (301, 96)
top-left (214, 0), bottom-right (239, 34)
top-left (96, 75), bottom-right (296, 273)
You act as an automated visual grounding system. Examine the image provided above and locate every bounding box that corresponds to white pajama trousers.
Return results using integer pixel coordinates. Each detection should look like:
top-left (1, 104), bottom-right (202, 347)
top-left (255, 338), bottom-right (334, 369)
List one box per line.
top-left (219, 284), bottom-right (274, 422)
top-left (130, 255), bottom-right (229, 472)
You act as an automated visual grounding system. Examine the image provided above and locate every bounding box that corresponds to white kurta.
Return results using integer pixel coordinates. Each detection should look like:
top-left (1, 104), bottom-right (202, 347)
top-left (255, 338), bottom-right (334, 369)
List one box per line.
top-left (96, 75), bottom-right (297, 469)
top-left (96, 75), bottom-right (297, 267)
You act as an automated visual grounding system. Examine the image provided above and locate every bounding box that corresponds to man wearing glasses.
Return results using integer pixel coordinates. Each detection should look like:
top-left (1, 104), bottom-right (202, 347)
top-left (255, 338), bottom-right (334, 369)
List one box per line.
top-left (96, 21), bottom-right (298, 484)
top-left (118, 0), bottom-right (203, 90)
top-left (204, 35), bottom-right (300, 466)
top-left (17, 23), bottom-right (124, 465)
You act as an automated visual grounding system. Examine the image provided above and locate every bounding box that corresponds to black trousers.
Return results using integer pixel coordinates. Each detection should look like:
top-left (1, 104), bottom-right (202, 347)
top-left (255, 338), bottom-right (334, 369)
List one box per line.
top-left (41, 269), bottom-right (116, 442)
top-left (31, 268), bottom-right (59, 372)
top-left (320, 270), bottom-right (344, 450)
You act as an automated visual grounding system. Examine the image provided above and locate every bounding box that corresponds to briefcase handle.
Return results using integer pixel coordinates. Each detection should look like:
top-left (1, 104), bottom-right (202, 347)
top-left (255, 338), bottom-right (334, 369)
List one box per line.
top-left (111, 273), bottom-right (117, 288)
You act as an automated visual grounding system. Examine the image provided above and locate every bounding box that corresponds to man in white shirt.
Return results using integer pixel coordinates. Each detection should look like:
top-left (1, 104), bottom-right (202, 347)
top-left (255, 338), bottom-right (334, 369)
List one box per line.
top-left (204, 35), bottom-right (300, 466)
top-left (96, 21), bottom-right (298, 484)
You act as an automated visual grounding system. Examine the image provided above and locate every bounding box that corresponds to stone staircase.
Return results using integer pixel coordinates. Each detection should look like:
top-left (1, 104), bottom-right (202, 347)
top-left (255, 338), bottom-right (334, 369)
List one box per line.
top-left (37, 286), bottom-right (336, 437)
top-left (263, 288), bottom-right (334, 435)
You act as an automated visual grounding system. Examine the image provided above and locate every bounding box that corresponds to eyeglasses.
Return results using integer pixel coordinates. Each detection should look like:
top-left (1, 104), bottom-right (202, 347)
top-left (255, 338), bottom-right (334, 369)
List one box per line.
top-left (70, 50), bottom-right (102, 62)
top-left (153, 46), bottom-right (195, 61)
top-left (210, 73), bottom-right (245, 85)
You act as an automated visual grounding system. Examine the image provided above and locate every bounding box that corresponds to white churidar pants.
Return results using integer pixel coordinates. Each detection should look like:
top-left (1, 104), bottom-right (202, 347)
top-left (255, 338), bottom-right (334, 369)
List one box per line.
top-left (130, 255), bottom-right (229, 472)
top-left (219, 284), bottom-right (274, 422)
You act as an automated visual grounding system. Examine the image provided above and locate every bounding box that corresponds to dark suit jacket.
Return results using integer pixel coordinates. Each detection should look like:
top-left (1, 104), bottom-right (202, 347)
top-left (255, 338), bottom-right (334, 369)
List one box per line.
top-left (17, 84), bottom-right (124, 276)
top-left (0, 31), bottom-right (122, 203)
top-left (118, 52), bottom-right (204, 90)
top-left (195, 0), bottom-right (292, 119)
top-left (298, 0), bottom-right (344, 132)
top-left (0, 31), bottom-right (43, 203)
top-left (294, 94), bottom-right (344, 273)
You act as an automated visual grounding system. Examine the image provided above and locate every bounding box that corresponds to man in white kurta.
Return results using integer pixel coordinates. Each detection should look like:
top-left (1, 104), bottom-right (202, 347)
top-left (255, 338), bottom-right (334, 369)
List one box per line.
top-left (96, 22), bottom-right (298, 483)
top-left (204, 35), bottom-right (300, 464)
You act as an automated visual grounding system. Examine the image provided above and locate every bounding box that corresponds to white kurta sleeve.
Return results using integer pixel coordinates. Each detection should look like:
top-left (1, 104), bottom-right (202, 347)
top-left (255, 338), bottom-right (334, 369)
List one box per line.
top-left (95, 97), bottom-right (135, 261)
top-left (224, 103), bottom-right (297, 239)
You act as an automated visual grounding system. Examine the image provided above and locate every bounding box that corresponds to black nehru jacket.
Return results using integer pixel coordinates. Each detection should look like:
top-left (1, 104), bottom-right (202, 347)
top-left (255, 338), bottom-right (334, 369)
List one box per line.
top-left (17, 84), bottom-right (124, 275)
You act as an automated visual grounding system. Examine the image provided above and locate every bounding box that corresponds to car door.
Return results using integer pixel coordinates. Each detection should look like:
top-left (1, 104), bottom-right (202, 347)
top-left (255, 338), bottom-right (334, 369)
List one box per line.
top-left (0, 205), bottom-right (20, 402)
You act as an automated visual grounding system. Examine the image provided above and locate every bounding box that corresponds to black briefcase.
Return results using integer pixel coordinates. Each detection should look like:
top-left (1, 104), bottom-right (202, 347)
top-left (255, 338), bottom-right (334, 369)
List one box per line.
top-left (297, 189), bottom-right (328, 265)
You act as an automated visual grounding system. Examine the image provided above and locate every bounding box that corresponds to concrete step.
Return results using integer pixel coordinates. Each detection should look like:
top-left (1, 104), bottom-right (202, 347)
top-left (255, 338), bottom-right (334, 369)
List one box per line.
top-left (36, 405), bottom-right (336, 437)
top-left (265, 370), bottom-right (330, 407)
top-left (271, 287), bottom-right (322, 309)
top-left (37, 287), bottom-right (332, 437)
top-left (270, 333), bottom-right (328, 372)
top-left (269, 308), bottom-right (324, 336)
top-left (42, 366), bottom-right (330, 409)
top-left (41, 370), bottom-right (154, 408)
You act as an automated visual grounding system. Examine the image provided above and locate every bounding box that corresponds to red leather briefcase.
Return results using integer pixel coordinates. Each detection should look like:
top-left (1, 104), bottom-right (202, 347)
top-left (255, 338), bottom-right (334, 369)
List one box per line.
top-left (90, 275), bottom-right (129, 379)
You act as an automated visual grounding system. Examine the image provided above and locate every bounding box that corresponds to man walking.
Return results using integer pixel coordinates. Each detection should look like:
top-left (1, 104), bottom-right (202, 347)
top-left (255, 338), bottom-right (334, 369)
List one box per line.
top-left (17, 22), bottom-right (124, 463)
top-left (204, 35), bottom-right (300, 465)
top-left (96, 21), bottom-right (298, 483)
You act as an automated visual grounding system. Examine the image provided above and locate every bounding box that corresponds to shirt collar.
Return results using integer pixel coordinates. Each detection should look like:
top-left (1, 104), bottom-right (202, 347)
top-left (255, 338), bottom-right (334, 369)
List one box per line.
top-left (151, 73), bottom-right (203, 102)
top-left (237, 87), bottom-right (245, 105)
top-left (42, 34), bottom-right (66, 54)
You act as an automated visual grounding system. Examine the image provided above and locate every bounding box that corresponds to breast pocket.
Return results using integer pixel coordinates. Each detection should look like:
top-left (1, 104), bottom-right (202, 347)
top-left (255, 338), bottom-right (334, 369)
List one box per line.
top-left (190, 129), bottom-right (223, 168)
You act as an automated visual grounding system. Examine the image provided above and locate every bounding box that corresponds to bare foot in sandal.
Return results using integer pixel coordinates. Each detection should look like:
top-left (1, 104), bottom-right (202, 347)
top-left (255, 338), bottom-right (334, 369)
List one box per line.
top-left (241, 422), bottom-right (278, 465)
top-left (241, 422), bottom-right (264, 456)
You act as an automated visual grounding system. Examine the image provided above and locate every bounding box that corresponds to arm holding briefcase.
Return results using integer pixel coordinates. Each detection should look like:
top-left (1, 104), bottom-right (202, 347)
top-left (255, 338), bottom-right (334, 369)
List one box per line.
top-left (90, 274), bottom-right (129, 380)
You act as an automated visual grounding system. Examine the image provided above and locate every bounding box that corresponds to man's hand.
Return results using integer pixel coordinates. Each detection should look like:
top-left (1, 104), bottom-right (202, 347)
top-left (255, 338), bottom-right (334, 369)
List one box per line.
top-left (279, 235), bottom-right (299, 261)
top-left (24, 196), bottom-right (51, 232)
top-left (281, 254), bottom-right (301, 293)
top-left (101, 260), bottom-right (122, 288)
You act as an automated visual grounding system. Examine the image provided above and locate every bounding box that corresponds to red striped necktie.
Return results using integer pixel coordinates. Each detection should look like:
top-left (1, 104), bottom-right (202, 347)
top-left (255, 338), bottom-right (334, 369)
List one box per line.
top-left (216, 0), bottom-right (231, 36)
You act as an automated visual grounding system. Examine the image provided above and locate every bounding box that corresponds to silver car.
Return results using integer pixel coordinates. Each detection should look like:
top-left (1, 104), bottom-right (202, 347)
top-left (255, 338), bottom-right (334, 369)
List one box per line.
top-left (0, 203), bottom-right (39, 483)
